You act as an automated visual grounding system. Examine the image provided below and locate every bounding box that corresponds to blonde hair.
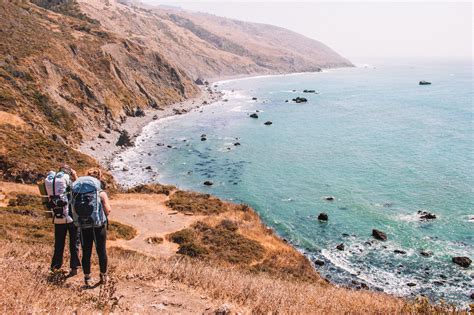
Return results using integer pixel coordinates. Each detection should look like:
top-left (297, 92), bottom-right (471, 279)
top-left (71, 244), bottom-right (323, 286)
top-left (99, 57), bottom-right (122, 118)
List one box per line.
top-left (86, 168), bottom-right (102, 180)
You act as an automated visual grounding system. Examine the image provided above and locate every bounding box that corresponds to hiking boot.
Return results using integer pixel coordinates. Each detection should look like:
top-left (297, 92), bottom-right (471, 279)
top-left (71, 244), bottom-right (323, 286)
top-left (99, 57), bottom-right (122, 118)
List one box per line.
top-left (67, 268), bottom-right (78, 277)
top-left (84, 274), bottom-right (92, 287)
top-left (99, 273), bottom-right (108, 285)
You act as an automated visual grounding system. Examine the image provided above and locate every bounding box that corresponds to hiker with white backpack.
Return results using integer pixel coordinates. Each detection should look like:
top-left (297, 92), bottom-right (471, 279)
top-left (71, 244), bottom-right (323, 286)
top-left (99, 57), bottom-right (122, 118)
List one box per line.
top-left (41, 165), bottom-right (81, 276)
top-left (71, 168), bottom-right (111, 287)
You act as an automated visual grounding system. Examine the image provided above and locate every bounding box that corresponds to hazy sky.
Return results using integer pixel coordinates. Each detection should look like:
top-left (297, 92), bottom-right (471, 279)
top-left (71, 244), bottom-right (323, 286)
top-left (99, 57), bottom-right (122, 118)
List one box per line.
top-left (142, 1), bottom-right (472, 62)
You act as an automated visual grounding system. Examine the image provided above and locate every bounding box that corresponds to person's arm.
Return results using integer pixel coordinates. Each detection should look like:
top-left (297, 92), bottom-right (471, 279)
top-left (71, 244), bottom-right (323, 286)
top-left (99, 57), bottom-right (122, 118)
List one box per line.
top-left (100, 191), bottom-right (112, 216)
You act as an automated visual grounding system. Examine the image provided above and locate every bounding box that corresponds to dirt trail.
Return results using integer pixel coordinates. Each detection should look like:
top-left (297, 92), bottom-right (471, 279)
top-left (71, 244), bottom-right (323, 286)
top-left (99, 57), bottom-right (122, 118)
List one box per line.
top-left (108, 193), bottom-right (204, 258)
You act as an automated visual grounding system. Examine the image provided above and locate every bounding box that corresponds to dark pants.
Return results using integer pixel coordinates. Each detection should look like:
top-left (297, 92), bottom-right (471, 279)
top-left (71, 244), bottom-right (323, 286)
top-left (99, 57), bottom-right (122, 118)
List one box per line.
top-left (81, 225), bottom-right (107, 274)
top-left (51, 223), bottom-right (81, 270)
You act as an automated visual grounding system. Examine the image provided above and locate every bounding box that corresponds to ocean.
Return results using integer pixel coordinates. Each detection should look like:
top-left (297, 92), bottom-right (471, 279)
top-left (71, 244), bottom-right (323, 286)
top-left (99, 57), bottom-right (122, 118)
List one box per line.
top-left (112, 60), bottom-right (473, 306)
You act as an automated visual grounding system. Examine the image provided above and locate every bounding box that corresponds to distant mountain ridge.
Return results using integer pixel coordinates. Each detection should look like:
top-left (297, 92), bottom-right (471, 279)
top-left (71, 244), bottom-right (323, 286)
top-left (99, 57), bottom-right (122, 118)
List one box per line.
top-left (78, 0), bottom-right (353, 79)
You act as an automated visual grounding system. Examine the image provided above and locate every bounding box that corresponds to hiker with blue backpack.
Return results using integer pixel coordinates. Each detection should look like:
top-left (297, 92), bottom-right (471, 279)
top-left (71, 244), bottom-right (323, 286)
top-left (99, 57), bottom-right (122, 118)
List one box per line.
top-left (71, 168), bottom-right (112, 286)
top-left (40, 165), bottom-right (81, 276)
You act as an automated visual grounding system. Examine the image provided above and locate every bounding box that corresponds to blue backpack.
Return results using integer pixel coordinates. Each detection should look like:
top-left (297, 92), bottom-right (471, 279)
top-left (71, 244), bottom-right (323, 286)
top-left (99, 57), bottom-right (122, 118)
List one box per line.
top-left (71, 176), bottom-right (107, 228)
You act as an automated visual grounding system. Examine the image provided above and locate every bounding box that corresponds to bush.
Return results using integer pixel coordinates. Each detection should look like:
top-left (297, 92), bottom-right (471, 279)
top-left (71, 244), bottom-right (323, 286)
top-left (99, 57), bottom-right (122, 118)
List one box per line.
top-left (127, 183), bottom-right (175, 196)
top-left (177, 243), bottom-right (208, 257)
top-left (108, 221), bottom-right (136, 240)
top-left (168, 228), bottom-right (194, 245)
top-left (166, 191), bottom-right (227, 215)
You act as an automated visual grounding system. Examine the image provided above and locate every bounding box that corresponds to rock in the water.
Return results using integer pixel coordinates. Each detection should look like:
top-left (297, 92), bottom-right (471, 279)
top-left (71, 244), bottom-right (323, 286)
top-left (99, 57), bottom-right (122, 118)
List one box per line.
top-left (318, 212), bottom-right (328, 221)
top-left (252, 97), bottom-right (257, 101)
top-left (203, 180), bottom-right (213, 186)
top-left (314, 259), bottom-right (325, 266)
top-left (419, 80), bottom-right (431, 85)
top-left (116, 130), bottom-right (133, 147)
top-left (122, 166), bottom-right (129, 172)
top-left (420, 250), bottom-right (433, 257)
top-left (407, 282), bottom-right (417, 287)
top-left (201, 137), bottom-right (207, 141)
top-left (452, 256), bottom-right (472, 268)
top-left (145, 166), bottom-right (152, 170)
top-left (323, 196), bottom-right (335, 201)
top-left (418, 210), bottom-right (437, 220)
top-left (264, 121), bottom-right (272, 125)
top-left (292, 97), bottom-right (308, 103)
top-left (303, 89), bottom-right (316, 93)
top-left (372, 229), bottom-right (387, 241)
top-left (234, 142), bottom-right (241, 146)
top-left (470, 292), bottom-right (474, 300)
top-left (394, 249), bottom-right (406, 254)
top-left (249, 113), bottom-right (258, 119)
top-left (336, 243), bottom-right (345, 251)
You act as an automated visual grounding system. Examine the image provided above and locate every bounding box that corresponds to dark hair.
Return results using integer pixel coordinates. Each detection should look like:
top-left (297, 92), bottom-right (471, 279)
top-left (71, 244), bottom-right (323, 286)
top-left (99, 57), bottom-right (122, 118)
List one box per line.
top-left (59, 164), bottom-right (72, 176)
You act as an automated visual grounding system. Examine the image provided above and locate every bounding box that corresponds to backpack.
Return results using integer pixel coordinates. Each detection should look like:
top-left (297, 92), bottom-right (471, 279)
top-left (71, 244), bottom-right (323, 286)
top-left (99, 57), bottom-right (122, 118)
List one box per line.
top-left (44, 171), bottom-right (70, 221)
top-left (71, 176), bottom-right (107, 228)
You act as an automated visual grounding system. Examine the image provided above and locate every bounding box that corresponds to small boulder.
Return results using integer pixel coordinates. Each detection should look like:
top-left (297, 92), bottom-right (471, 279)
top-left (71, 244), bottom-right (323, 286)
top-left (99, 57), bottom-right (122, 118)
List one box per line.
top-left (318, 213), bottom-right (328, 221)
top-left (420, 250), bottom-right (433, 257)
top-left (407, 282), bottom-right (417, 287)
top-left (116, 130), bottom-right (133, 147)
top-left (314, 259), bottom-right (325, 266)
top-left (419, 81), bottom-right (431, 85)
top-left (336, 243), bottom-right (345, 251)
top-left (323, 196), bottom-right (335, 201)
top-left (104, 128), bottom-right (111, 134)
top-left (195, 78), bottom-right (205, 85)
top-left (152, 115), bottom-right (158, 120)
top-left (372, 229), bottom-right (387, 241)
top-left (98, 133), bottom-right (105, 139)
top-left (394, 249), bottom-right (406, 254)
top-left (292, 97), bottom-right (308, 103)
top-left (250, 113), bottom-right (258, 119)
top-left (145, 166), bottom-right (152, 170)
top-left (215, 304), bottom-right (231, 315)
top-left (201, 137), bottom-right (207, 141)
top-left (135, 107), bottom-right (146, 117)
top-left (203, 180), bottom-right (213, 186)
top-left (418, 210), bottom-right (437, 220)
top-left (252, 97), bottom-right (257, 101)
top-left (264, 121), bottom-right (272, 125)
top-left (452, 256), bottom-right (471, 268)
top-left (234, 142), bottom-right (241, 146)
top-left (122, 166), bottom-right (129, 172)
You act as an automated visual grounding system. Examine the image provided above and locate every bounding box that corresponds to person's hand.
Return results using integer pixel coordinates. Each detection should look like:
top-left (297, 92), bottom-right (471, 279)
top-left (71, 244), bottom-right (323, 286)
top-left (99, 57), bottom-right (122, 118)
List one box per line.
top-left (70, 169), bottom-right (78, 181)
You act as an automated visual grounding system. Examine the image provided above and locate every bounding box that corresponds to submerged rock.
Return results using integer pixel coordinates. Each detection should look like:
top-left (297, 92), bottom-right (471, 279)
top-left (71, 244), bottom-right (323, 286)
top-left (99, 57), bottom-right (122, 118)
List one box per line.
top-left (394, 249), bottom-right (407, 254)
top-left (420, 250), bottom-right (433, 257)
top-left (372, 229), bottom-right (387, 241)
top-left (264, 121), bottom-right (272, 125)
top-left (336, 243), bottom-right (345, 251)
top-left (318, 213), bottom-right (328, 221)
top-left (314, 259), bottom-right (325, 266)
top-left (452, 256), bottom-right (472, 268)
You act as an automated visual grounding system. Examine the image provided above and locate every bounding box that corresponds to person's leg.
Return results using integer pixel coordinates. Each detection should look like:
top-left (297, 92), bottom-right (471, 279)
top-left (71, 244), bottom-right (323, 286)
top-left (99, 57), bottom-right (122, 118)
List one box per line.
top-left (50, 224), bottom-right (67, 270)
top-left (81, 228), bottom-right (93, 283)
top-left (67, 223), bottom-right (81, 271)
top-left (94, 225), bottom-right (108, 276)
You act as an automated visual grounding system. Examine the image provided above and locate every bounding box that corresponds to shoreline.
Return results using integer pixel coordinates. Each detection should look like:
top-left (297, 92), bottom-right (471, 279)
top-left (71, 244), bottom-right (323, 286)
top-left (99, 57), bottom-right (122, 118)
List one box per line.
top-left (80, 85), bottom-right (223, 169)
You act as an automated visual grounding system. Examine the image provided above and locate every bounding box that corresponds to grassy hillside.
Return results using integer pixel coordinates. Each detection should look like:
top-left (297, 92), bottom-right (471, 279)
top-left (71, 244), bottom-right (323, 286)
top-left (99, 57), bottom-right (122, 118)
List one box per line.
top-left (0, 1), bottom-right (198, 182)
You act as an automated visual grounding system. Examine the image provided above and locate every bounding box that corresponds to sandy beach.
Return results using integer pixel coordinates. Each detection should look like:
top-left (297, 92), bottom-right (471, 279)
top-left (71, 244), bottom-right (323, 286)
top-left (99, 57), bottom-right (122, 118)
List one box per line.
top-left (80, 85), bottom-right (223, 169)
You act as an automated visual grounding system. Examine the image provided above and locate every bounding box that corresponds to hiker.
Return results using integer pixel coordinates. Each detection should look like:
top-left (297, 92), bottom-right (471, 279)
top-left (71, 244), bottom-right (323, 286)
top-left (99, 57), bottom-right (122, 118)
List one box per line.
top-left (71, 168), bottom-right (111, 286)
top-left (44, 165), bottom-right (81, 276)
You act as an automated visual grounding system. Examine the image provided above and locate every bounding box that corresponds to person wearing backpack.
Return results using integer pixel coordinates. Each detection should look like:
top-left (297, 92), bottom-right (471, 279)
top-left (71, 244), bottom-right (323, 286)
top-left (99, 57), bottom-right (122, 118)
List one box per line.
top-left (43, 165), bottom-right (81, 276)
top-left (71, 168), bottom-right (111, 286)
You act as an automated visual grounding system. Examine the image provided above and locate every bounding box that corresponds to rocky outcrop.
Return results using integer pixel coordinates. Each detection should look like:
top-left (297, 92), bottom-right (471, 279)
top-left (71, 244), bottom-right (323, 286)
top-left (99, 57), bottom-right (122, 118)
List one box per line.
top-left (318, 213), bottom-right (328, 221)
top-left (372, 229), bottom-right (387, 241)
top-left (452, 256), bottom-right (471, 268)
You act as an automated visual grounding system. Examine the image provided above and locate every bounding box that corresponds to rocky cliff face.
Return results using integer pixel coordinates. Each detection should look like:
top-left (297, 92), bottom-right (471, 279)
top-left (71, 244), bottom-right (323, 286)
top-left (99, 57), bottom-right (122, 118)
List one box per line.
top-left (78, 0), bottom-right (353, 79)
top-left (0, 1), bottom-right (198, 182)
top-left (0, 0), bottom-right (351, 183)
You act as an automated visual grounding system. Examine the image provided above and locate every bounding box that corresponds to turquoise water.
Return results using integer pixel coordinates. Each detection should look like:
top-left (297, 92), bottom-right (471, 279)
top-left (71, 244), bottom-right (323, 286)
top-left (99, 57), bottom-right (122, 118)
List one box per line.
top-left (113, 60), bottom-right (473, 306)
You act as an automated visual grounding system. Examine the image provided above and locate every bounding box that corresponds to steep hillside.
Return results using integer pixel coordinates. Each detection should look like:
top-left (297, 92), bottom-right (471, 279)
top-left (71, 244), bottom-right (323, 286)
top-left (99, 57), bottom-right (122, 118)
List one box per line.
top-left (78, 0), bottom-right (353, 79)
top-left (0, 1), bottom-right (198, 182)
